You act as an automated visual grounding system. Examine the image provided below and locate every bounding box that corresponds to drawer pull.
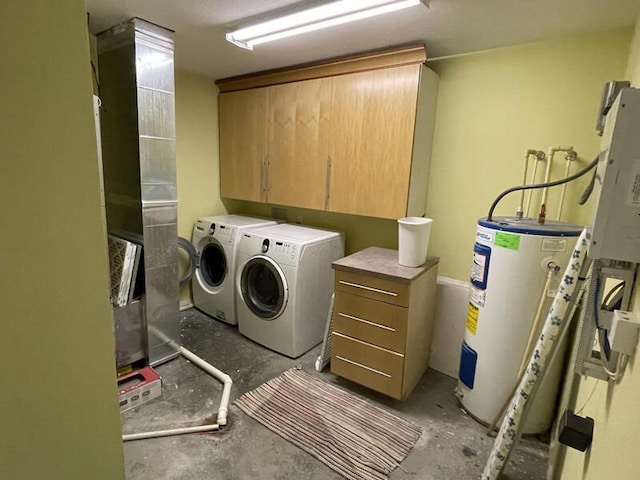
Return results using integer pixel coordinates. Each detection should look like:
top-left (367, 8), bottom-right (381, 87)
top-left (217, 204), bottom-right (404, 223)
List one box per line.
top-left (338, 280), bottom-right (398, 297)
top-left (338, 312), bottom-right (395, 332)
top-left (335, 356), bottom-right (391, 378)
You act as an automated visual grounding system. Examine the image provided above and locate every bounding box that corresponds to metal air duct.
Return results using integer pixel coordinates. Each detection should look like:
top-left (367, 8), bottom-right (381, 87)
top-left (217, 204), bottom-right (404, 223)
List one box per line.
top-left (98, 18), bottom-right (180, 366)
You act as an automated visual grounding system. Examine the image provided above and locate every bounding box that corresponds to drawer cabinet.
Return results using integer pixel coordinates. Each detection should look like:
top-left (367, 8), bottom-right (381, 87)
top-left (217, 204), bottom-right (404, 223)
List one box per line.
top-left (332, 332), bottom-right (405, 399)
top-left (331, 247), bottom-right (438, 400)
top-left (333, 292), bottom-right (407, 352)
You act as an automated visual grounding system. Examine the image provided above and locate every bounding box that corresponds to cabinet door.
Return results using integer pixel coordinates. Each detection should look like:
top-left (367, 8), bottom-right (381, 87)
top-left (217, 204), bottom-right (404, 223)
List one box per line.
top-left (267, 78), bottom-right (331, 209)
top-left (219, 88), bottom-right (267, 202)
top-left (327, 65), bottom-right (420, 219)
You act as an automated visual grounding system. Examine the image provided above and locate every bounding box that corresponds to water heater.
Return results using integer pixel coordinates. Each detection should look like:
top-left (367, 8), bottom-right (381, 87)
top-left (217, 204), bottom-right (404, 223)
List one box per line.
top-left (458, 217), bottom-right (581, 434)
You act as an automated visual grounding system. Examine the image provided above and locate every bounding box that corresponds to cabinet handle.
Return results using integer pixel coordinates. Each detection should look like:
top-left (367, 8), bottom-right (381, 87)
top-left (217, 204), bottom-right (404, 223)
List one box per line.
top-left (338, 312), bottom-right (396, 332)
top-left (338, 280), bottom-right (398, 297)
top-left (335, 355), bottom-right (392, 378)
top-left (260, 157), bottom-right (265, 200)
top-left (324, 155), bottom-right (332, 209)
top-left (265, 155), bottom-right (270, 200)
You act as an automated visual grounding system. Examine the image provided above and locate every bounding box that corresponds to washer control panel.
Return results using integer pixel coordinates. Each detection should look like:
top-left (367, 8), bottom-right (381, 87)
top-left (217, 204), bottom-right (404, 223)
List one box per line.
top-left (216, 224), bottom-right (236, 245)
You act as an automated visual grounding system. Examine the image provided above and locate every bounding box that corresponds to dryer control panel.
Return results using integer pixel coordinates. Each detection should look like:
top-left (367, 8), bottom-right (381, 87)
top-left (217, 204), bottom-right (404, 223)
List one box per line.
top-left (258, 238), bottom-right (299, 264)
top-left (273, 240), bottom-right (297, 260)
top-left (216, 224), bottom-right (237, 245)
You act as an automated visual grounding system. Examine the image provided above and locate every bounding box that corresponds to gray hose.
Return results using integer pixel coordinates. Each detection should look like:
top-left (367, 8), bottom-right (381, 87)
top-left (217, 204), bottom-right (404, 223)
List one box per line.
top-left (487, 155), bottom-right (599, 221)
top-left (578, 169), bottom-right (597, 205)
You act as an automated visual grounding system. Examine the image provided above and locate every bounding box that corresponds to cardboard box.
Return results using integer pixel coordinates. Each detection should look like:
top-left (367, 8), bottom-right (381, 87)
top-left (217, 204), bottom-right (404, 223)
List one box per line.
top-left (118, 366), bottom-right (162, 413)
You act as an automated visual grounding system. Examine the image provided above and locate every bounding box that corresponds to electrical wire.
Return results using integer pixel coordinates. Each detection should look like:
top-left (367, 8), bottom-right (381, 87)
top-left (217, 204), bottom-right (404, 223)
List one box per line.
top-left (602, 353), bottom-right (627, 382)
top-left (486, 155), bottom-right (599, 221)
top-left (593, 273), bottom-right (612, 361)
top-left (575, 382), bottom-right (601, 415)
top-left (91, 61), bottom-right (101, 99)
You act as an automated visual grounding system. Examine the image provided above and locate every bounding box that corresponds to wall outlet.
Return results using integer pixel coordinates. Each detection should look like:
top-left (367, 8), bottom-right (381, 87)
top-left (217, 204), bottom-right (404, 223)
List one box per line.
top-left (609, 310), bottom-right (640, 355)
top-left (271, 207), bottom-right (287, 221)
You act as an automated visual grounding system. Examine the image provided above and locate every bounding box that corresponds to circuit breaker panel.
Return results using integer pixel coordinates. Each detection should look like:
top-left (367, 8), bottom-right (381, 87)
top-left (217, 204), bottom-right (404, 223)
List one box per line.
top-left (589, 87), bottom-right (640, 264)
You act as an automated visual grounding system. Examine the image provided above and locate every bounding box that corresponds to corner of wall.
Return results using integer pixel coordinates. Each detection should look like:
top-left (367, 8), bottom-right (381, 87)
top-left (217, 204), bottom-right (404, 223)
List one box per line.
top-left (175, 69), bottom-right (228, 304)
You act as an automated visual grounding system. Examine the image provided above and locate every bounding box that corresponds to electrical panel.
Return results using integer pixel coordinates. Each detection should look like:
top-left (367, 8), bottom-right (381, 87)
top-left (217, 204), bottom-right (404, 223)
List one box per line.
top-left (589, 87), bottom-right (640, 263)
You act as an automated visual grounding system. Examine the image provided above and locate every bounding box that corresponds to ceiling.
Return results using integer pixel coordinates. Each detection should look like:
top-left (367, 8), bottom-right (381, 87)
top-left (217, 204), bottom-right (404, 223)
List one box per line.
top-left (86, 0), bottom-right (640, 80)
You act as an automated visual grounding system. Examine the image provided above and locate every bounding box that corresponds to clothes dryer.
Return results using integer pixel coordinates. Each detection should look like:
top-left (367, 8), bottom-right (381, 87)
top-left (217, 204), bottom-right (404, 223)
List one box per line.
top-left (236, 224), bottom-right (344, 357)
top-left (191, 215), bottom-right (277, 324)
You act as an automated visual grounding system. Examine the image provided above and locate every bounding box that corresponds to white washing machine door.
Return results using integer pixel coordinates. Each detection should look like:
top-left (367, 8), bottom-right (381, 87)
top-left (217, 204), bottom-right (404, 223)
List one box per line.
top-left (197, 238), bottom-right (228, 290)
top-left (239, 255), bottom-right (288, 320)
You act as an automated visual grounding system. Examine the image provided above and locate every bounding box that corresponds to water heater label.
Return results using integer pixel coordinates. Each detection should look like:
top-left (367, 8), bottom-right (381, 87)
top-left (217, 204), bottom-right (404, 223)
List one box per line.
top-left (471, 253), bottom-right (486, 284)
top-left (466, 302), bottom-right (479, 335)
top-left (476, 230), bottom-right (494, 243)
top-left (471, 243), bottom-right (491, 289)
top-left (469, 285), bottom-right (486, 307)
top-left (495, 232), bottom-right (520, 250)
top-left (541, 238), bottom-right (568, 252)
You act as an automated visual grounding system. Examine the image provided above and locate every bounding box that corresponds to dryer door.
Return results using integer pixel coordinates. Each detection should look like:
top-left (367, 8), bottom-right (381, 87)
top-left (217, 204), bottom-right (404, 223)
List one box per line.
top-left (240, 255), bottom-right (288, 320)
top-left (198, 239), bottom-right (227, 288)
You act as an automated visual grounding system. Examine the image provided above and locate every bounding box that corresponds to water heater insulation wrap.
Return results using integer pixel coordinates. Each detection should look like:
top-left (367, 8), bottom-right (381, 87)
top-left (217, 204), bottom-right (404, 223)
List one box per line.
top-left (459, 217), bottom-right (582, 434)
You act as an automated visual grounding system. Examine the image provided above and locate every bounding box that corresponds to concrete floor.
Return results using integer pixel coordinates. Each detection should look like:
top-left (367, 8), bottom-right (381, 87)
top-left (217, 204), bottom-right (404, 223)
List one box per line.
top-left (122, 308), bottom-right (548, 480)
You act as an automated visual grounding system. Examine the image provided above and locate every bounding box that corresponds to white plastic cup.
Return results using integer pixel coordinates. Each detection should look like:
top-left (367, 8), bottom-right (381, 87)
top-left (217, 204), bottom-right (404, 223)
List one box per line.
top-left (398, 217), bottom-right (433, 267)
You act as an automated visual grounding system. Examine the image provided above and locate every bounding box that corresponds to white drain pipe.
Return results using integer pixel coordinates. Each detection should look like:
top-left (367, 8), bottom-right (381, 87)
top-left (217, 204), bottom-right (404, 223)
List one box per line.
top-left (179, 346), bottom-right (233, 427)
top-left (122, 336), bottom-right (233, 442)
top-left (123, 424), bottom-right (221, 442)
top-left (538, 146), bottom-right (574, 224)
top-left (517, 150), bottom-right (544, 219)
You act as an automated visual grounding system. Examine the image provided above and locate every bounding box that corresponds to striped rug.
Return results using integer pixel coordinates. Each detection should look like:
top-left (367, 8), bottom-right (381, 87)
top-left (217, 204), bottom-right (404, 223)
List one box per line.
top-left (234, 368), bottom-right (421, 480)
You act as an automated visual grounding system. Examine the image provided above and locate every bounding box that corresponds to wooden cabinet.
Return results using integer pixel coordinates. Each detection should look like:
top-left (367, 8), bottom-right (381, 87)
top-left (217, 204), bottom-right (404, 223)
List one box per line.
top-left (267, 78), bottom-right (331, 210)
top-left (217, 45), bottom-right (438, 219)
top-left (327, 64), bottom-right (421, 218)
top-left (219, 78), bottom-right (331, 209)
top-left (219, 87), bottom-right (267, 202)
top-left (330, 247), bottom-right (438, 400)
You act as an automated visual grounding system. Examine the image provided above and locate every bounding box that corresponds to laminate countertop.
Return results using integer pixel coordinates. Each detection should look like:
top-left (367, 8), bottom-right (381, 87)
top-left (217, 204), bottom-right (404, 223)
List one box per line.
top-left (332, 246), bottom-right (439, 283)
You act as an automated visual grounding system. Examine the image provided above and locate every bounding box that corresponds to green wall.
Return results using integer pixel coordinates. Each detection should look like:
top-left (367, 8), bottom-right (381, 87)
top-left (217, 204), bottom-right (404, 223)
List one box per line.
top-left (176, 71), bottom-right (227, 304)
top-left (0, 2), bottom-right (124, 479)
top-left (426, 28), bottom-right (630, 280)
top-left (229, 29), bottom-right (631, 282)
top-left (559, 15), bottom-right (640, 480)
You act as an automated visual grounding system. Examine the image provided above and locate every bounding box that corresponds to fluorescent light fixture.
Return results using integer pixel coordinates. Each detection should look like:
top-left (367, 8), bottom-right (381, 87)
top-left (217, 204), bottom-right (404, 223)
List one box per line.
top-left (226, 0), bottom-right (426, 50)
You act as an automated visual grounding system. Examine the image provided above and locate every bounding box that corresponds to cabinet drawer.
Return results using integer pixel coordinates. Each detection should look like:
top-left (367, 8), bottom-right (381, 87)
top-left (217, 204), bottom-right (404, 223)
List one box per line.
top-left (335, 270), bottom-right (409, 307)
top-left (331, 332), bottom-right (404, 399)
top-left (333, 292), bottom-right (407, 353)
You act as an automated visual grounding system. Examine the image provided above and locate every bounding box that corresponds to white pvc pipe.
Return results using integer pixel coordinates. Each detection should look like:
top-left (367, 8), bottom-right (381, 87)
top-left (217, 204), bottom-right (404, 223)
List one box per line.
top-left (517, 150), bottom-right (538, 218)
top-left (556, 152), bottom-right (576, 221)
top-left (538, 146), bottom-right (573, 224)
top-left (524, 156), bottom-right (542, 218)
top-left (122, 343), bottom-right (233, 442)
top-left (179, 346), bottom-right (233, 426)
top-left (123, 424), bottom-right (220, 442)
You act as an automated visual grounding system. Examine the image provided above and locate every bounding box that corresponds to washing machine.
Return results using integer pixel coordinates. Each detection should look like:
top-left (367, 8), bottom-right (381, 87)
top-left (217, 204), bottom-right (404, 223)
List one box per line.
top-left (236, 224), bottom-right (344, 358)
top-left (191, 215), bottom-right (278, 324)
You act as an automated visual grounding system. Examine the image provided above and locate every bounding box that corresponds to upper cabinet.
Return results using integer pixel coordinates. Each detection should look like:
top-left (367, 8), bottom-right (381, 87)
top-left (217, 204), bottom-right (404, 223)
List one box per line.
top-left (327, 64), bottom-right (421, 218)
top-left (219, 87), bottom-right (267, 202)
top-left (217, 45), bottom-right (438, 220)
top-left (267, 78), bottom-right (331, 210)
